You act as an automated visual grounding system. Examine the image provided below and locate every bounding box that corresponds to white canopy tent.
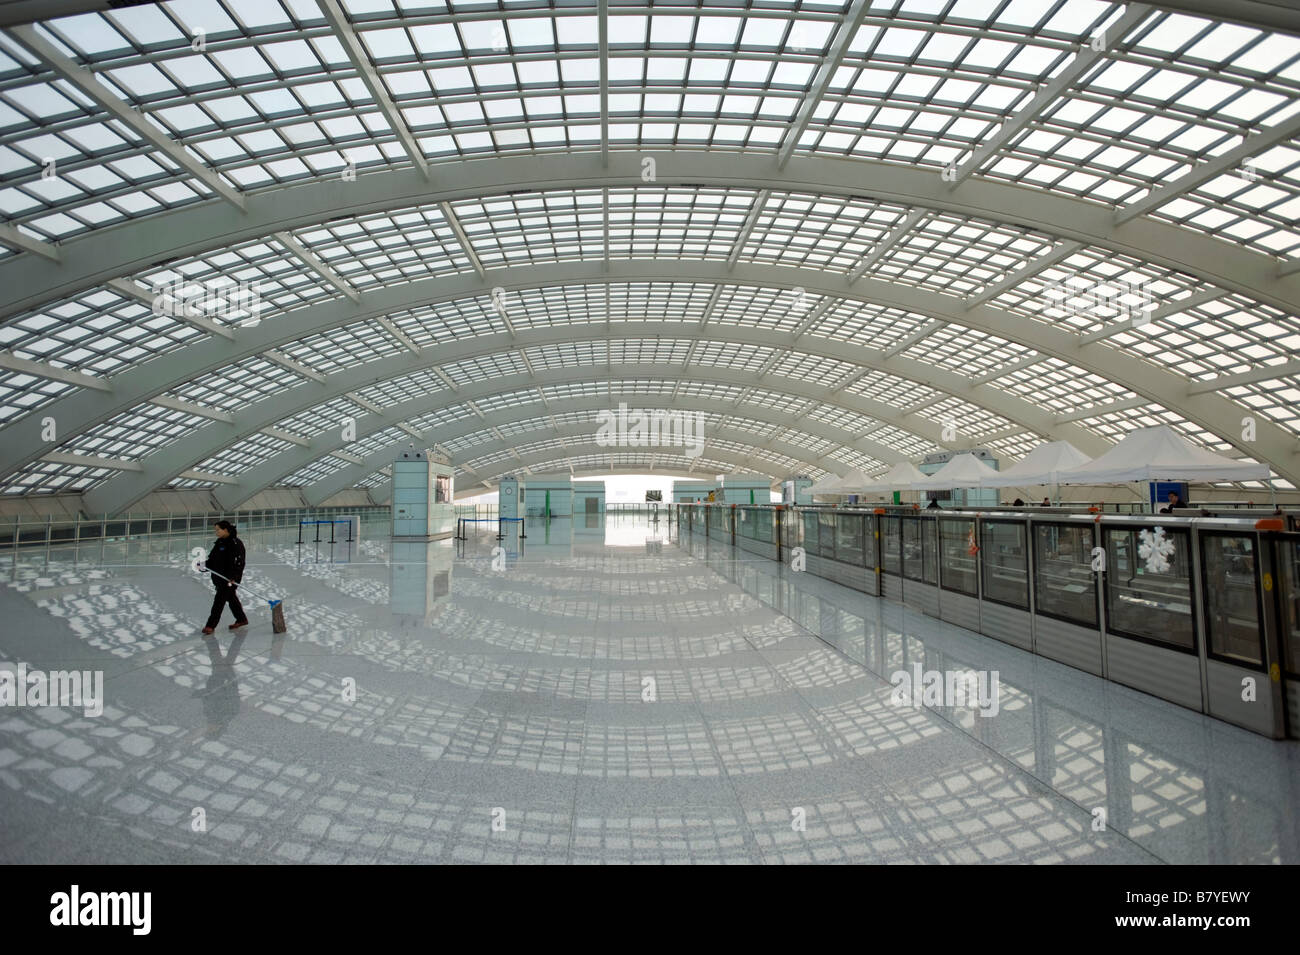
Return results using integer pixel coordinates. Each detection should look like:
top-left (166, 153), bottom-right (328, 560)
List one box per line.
top-left (914, 452), bottom-right (999, 490)
top-left (1055, 425), bottom-right (1271, 484)
top-left (979, 441), bottom-right (1092, 488)
top-left (870, 461), bottom-right (929, 491)
top-left (805, 469), bottom-right (846, 495)
top-left (829, 469), bottom-right (878, 494)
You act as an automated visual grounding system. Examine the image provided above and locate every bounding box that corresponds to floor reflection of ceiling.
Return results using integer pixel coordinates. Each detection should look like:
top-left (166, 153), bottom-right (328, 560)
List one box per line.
top-left (0, 516), bottom-right (1294, 864)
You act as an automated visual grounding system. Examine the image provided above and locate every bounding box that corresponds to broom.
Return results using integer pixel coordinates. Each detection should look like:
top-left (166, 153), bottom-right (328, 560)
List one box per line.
top-left (203, 567), bottom-right (287, 634)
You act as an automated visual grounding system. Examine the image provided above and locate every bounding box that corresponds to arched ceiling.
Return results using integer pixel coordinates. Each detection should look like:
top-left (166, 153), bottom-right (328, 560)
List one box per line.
top-left (0, 0), bottom-right (1297, 508)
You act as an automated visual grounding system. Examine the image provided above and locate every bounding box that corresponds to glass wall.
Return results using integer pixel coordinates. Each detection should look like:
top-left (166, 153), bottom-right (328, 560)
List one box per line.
top-left (835, 513), bottom-right (865, 566)
top-left (1285, 540), bottom-right (1300, 679)
top-left (901, 517), bottom-right (936, 583)
top-left (1200, 533), bottom-right (1263, 667)
top-left (802, 511), bottom-right (819, 553)
top-left (817, 510), bottom-right (837, 559)
top-left (981, 520), bottom-right (1028, 608)
top-left (1035, 523), bottom-right (1098, 626)
top-left (939, 518), bottom-right (978, 596)
top-left (1103, 525), bottom-right (1194, 650)
top-left (880, 516), bottom-right (901, 575)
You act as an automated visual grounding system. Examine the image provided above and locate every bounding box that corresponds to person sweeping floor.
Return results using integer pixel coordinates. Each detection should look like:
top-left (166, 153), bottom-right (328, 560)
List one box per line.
top-left (202, 520), bottom-right (248, 635)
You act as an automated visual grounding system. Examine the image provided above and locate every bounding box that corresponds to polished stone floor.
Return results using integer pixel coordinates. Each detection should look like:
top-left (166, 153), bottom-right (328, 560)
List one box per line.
top-left (0, 513), bottom-right (1296, 864)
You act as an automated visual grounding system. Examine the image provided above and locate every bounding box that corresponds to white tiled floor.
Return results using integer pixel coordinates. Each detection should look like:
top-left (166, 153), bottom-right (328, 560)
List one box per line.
top-left (0, 514), bottom-right (1295, 864)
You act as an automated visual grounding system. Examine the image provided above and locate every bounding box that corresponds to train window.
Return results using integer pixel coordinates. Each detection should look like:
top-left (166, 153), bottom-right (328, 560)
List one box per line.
top-left (835, 513), bottom-right (864, 566)
top-left (939, 518), bottom-right (978, 596)
top-left (981, 520), bottom-right (1028, 608)
top-left (1034, 524), bottom-right (1098, 626)
top-left (1103, 526), bottom-right (1194, 651)
top-left (880, 516), bottom-right (901, 576)
top-left (1200, 533), bottom-right (1263, 667)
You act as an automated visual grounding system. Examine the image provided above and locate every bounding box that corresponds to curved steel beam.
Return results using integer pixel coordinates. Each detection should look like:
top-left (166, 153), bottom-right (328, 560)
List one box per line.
top-left (311, 420), bottom-right (827, 509)
top-left (392, 439), bottom-right (793, 501)
top-left (85, 356), bottom-right (975, 517)
top-left (17, 262), bottom-right (1292, 509)
top-left (3, 152), bottom-right (1297, 322)
top-left (216, 392), bottom-right (894, 510)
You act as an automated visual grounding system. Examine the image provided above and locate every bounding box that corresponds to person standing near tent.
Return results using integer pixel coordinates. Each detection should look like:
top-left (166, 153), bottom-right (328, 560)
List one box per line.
top-left (202, 520), bottom-right (248, 635)
top-left (1160, 490), bottom-right (1188, 514)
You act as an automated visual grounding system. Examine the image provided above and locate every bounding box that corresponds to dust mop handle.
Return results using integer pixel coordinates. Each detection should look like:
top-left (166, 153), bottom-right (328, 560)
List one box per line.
top-left (206, 567), bottom-right (273, 603)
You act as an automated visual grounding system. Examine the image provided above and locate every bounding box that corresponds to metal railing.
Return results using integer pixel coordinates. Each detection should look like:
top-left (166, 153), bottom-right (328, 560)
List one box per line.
top-left (0, 505), bottom-right (391, 550)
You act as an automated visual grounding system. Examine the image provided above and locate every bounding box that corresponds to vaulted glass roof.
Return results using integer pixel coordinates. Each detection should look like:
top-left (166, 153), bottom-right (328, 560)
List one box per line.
top-left (0, 0), bottom-right (1297, 508)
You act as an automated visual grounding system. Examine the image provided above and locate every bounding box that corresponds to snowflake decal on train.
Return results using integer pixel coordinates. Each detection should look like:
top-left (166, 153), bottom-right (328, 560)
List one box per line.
top-left (1138, 526), bottom-right (1175, 574)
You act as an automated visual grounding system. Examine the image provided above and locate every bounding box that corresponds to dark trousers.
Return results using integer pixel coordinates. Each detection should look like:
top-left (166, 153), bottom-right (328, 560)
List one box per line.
top-left (206, 578), bottom-right (247, 628)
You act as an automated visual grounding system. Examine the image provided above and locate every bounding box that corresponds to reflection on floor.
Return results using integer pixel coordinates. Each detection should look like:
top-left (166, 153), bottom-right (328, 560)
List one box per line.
top-left (0, 513), bottom-right (1296, 864)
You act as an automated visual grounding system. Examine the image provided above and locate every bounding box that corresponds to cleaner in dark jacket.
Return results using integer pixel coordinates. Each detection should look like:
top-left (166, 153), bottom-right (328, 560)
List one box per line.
top-left (202, 520), bottom-right (248, 634)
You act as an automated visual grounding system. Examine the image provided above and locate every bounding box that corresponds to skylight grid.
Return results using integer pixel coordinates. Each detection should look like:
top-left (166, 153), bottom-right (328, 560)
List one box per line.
top-left (355, 368), bottom-right (450, 407)
top-left (195, 431), bottom-right (296, 477)
top-left (133, 234), bottom-right (326, 321)
top-left (1224, 377), bottom-right (1300, 438)
top-left (57, 399), bottom-right (198, 462)
top-left (860, 422), bottom-right (934, 459)
top-left (771, 350), bottom-right (855, 386)
top-left (1112, 294), bottom-right (1300, 376)
top-left (607, 187), bottom-right (749, 262)
top-left (471, 386), bottom-right (545, 414)
top-left (811, 300), bottom-right (928, 345)
top-left (164, 354), bottom-right (308, 413)
top-left (994, 359), bottom-right (1131, 415)
top-left (0, 51), bottom-right (216, 240)
top-left (848, 372), bottom-right (937, 409)
top-left (803, 403), bottom-right (877, 433)
top-left (523, 340), bottom-right (606, 371)
top-left (440, 429), bottom-right (498, 455)
top-left (913, 396), bottom-right (1009, 437)
top-left (1145, 155), bottom-right (1300, 258)
top-left (456, 188), bottom-right (604, 268)
top-left (0, 286), bottom-right (207, 376)
top-left (871, 215), bottom-right (1055, 296)
top-left (279, 321), bottom-right (407, 375)
top-left (707, 285), bottom-right (815, 333)
top-left (989, 247), bottom-right (1200, 335)
top-left (43, 7), bottom-right (414, 188)
top-left (899, 324), bottom-right (1022, 378)
top-left (292, 206), bottom-right (471, 289)
top-left (402, 403), bottom-right (479, 432)
top-left (738, 191), bottom-right (907, 272)
top-left (0, 368), bottom-right (74, 426)
top-left (439, 351), bottom-right (527, 386)
top-left (690, 340), bottom-right (776, 374)
top-left (281, 453), bottom-right (353, 487)
top-left (271, 395), bottom-right (364, 439)
top-left (608, 377), bottom-right (675, 396)
top-left (0, 458), bottom-right (114, 495)
top-left (540, 381), bottom-right (606, 402)
top-left (608, 338), bottom-right (692, 364)
top-left (344, 425), bottom-right (407, 459)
